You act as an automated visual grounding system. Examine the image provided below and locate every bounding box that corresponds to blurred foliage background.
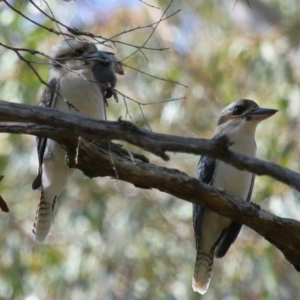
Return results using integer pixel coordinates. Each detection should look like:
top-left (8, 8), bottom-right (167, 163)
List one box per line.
top-left (0, 0), bottom-right (300, 299)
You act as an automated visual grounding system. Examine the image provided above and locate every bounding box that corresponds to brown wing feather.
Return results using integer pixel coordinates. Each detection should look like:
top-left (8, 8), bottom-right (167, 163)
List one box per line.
top-left (32, 78), bottom-right (59, 190)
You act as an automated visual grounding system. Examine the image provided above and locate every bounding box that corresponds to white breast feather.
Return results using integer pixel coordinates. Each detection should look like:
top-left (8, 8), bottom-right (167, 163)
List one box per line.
top-left (200, 132), bottom-right (256, 251)
top-left (53, 69), bottom-right (105, 120)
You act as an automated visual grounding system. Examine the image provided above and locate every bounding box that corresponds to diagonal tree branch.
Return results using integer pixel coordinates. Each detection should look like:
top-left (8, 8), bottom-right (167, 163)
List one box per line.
top-left (0, 100), bottom-right (299, 270)
top-left (0, 100), bottom-right (300, 192)
top-left (76, 141), bottom-right (300, 272)
top-left (41, 138), bottom-right (300, 272)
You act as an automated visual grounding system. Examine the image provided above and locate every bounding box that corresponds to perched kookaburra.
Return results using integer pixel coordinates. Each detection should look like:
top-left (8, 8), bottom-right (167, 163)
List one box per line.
top-left (192, 99), bottom-right (277, 294)
top-left (31, 39), bottom-right (124, 242)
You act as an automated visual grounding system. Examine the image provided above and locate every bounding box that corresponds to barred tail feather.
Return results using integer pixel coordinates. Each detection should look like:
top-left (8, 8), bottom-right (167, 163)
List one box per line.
top-left (192, 249), bottom-right (213, 294)
top-left (192, 242), bottom-right (218, 294)
top-left (32, 191), bottom-right (56, 242)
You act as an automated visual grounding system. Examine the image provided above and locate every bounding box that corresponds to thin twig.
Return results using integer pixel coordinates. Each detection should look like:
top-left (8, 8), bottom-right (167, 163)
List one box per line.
top-left (124, 143), bottom-right (136, 164)
top-left (109, 142), bottom-right (119, 184)
top-left (139, 0), bottom-right (160, 9)
top-left (3, 0), bottom-right (73, 38)
top-left (123, 63), bottom-right (188, 88)
top-left (142, 97), bottom-right (185, 106)
top-left (43, 0), bottom-right (66, 40)
top-left (123, 0), bottom-right (174, 61)
top-left (107, 9), bottom-right (181, 40)
top-left (8, 0), bottom-right (167, 52)
top-left (122, 96), bottom-right (134, 123)
top-left (138, 104), bottom-right (152, 131)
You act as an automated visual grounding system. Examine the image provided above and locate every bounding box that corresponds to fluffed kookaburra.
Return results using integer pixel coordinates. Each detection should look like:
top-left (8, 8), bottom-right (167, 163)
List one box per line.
top-left (31, 39), bottom-right (124, 242)
top-left (192, 99), bottom-right (277, 294)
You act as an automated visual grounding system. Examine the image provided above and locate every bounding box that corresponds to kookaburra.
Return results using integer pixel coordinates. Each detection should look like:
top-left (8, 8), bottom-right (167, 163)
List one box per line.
top-left (31, 39), bottom-right (124, 242)
top-left (192, 99), bottom-right (277, 294)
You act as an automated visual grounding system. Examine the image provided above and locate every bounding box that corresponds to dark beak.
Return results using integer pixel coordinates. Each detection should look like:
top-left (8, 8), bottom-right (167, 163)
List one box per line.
top-left (82, 50), bottom-right (104, 61)
top-left (101, 51), bottom-right (114, 55)
top-left (243, 107), bottom-right (278, 121)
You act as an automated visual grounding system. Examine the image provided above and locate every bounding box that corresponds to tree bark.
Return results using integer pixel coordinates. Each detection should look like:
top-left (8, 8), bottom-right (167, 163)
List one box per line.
top-left (0, 100), bottom-right (300, 271)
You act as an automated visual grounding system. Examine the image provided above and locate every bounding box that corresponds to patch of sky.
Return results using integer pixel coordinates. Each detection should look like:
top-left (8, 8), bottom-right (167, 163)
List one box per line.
top-left (172, 12), bottom-right (200, 54)
top-left (50, 0), bottom-right (140, 28)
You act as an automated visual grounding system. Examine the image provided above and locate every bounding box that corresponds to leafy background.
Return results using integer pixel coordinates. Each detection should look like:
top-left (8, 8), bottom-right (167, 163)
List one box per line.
top-left (0, 0), bottom-right (299, 299)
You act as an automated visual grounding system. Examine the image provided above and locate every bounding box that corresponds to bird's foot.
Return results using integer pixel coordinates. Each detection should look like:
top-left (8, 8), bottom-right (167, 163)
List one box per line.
top-left (104, 84), bottom-right (119, 105)
top-left (218, 188), bottom-right (226, 195)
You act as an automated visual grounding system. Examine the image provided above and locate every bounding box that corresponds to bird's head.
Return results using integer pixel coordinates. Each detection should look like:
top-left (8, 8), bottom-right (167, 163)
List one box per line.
top-left (49, 39), bottom-right (124, 79)
top-left (49, 39), bottom-right (100, 71)
top-left (216, 99), bottom-right (278, 136)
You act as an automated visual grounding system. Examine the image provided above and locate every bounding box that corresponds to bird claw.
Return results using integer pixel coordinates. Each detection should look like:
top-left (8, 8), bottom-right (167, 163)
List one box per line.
top-left (218, 188), bottom-right (226, 195)
top-left (104, 85), bottom-right (119, 106)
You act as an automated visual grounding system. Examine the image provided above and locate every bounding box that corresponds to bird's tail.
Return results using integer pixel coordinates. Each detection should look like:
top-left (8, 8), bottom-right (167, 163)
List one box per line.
top-left (192, 244), bottom-right (216, 294)
top-left (32, 189), bottom-right (56, 242)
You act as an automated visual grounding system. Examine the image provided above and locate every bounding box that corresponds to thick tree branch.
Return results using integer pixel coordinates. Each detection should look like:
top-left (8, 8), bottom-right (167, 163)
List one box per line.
top-left (0, 100), bottom-right (300, 191)
top-left (0, 100), bottom-right (300, 270)
top-left (65, 140), bottom-right (300, 272)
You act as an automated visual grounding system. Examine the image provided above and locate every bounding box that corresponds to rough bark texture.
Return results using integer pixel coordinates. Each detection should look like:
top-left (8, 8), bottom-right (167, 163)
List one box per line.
top-left (1, 101), bottom-right (300, 191)
top-left (0, 100), bottom-right (300, 271)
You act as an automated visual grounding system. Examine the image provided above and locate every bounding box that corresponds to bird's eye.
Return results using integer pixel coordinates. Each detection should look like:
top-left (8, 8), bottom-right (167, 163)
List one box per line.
top-left (72, 49), bottom-right (84, 57)
top-left (232, 106), bottom-right (244, 115)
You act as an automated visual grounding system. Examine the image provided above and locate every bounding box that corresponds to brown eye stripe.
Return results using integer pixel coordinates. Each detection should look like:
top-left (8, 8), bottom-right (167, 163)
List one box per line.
top-left (217, 114), bottom-right (232, 125)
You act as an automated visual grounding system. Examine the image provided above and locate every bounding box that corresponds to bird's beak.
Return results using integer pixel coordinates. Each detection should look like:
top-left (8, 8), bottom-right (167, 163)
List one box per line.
top-left (82, 51), bottom-right (104, 61)
top-left (101, 51), bottom-right (114, 55)
top-left (243, 107), bottom-right (278, 121)
top-left (83, 51), bottom-right (124, 75)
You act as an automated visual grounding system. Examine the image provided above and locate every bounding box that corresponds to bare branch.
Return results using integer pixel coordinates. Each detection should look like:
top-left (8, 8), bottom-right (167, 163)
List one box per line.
top-left (123, 63), bottom-right (188, 88)
top-left (3, 0), bottom-right (72, 37)
top-left (0, 101), bottom-right (300, 270)
top-left (4, 1), bottom-right (167, 52)
top-left (0, 101), bottom-right (299, 193)
top-left (139, 0), bottom-right (160, 9)
top-left (69, 140), bottom-right (300, 272)
top-left (142, 97), bottom-right (185, 106)
top-left (138, 103), bottom-right (152, 131)
top-left (108, 9), bottom-right (181, 40)
top-left (122, 0), bottom-right (174, 61)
